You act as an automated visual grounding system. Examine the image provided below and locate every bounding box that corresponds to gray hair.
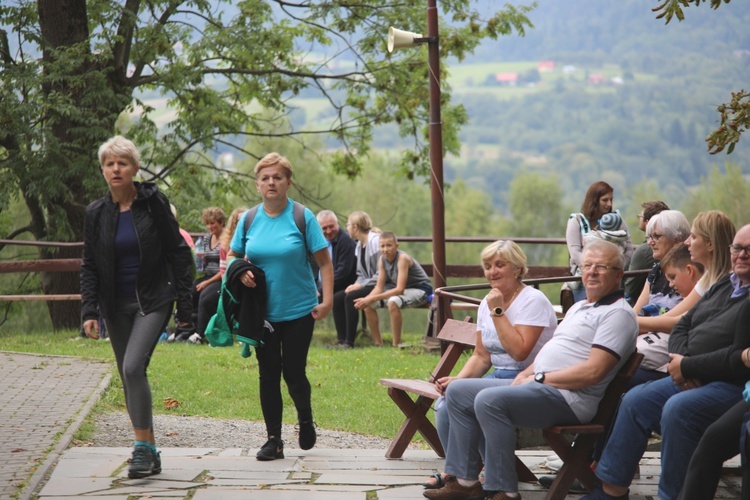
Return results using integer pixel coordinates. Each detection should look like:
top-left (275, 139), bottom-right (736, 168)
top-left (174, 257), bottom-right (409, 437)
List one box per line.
top-left (583, 239), bottom-right (626, 269)
top-left (647, 210), bottom-right (690, 243)
top-left (98, 135), bottom-right (141, 168)
top-left (316, 210), bottom-right (337, 224)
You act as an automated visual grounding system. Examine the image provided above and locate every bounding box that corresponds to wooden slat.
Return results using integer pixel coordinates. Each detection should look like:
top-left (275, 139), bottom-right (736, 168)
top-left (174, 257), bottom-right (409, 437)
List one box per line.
top-left (0, 295), bottom-right (82, 301)
top-left (0, 259), bottom-right (81, 274)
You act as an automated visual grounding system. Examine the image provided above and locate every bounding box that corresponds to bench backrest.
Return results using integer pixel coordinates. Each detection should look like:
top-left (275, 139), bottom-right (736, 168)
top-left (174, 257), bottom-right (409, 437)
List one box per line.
top-left (589, 350), bottom-right (644, 425)
top-left (431, 317), bottom-right (477, 381)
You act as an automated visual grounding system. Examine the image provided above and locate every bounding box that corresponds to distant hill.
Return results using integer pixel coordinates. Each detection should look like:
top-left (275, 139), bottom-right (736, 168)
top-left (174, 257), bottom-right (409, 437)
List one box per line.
top-left (434, 0), bottom-right (750, 210)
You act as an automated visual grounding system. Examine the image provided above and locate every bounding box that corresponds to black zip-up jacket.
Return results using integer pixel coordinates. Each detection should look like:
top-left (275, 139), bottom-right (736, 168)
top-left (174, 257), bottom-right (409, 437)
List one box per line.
top-left (80, 182), bottom-right (195, 325)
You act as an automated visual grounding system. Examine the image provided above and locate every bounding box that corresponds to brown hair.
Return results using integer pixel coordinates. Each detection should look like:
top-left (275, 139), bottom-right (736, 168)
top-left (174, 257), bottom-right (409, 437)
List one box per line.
top-left (661, 243), bottom-right (704, 274)
top-left (641, 200), bottom-right (669, 222)
top-left (580, 181), bottom-right (614, 225)
top-left (201, 207), bottom-right (226, 226)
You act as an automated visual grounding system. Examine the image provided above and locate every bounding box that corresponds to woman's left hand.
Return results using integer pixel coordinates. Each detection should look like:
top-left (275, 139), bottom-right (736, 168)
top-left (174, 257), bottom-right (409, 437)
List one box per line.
top-left (312, 301), bottom-right (332, 320)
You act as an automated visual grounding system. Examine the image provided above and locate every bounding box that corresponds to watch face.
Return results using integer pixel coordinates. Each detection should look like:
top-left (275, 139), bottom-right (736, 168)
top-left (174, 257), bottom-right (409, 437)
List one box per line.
top-left (534, 372), bottom-right (544, 383)
top-left (493, 307), bottom-right (503, 316)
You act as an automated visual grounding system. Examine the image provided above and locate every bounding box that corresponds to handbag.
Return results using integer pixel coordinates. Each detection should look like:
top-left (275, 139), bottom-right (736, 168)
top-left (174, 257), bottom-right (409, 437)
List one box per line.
top-left (636, 332), bottom-right (670, 371)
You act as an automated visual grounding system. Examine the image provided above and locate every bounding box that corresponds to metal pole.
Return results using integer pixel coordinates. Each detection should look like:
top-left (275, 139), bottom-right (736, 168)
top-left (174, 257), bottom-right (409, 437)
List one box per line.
top-left (426, 0), bottom-right (446, 291)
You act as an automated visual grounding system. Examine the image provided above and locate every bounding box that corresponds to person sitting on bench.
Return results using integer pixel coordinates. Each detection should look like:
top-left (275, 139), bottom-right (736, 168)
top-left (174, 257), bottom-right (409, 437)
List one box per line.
top-left (353, 231), bottom-right (432, 346)
top-left (423, 239), bottom-right (637, 500)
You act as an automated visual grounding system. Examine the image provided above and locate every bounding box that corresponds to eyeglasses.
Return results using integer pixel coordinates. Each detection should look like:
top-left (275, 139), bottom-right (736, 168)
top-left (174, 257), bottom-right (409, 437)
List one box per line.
top-left (647, 233), bottom-right (664, 242)
top-left (637, 214), bottom-right (645, 220)
top-left (581, 264), bottom-right (621, 273)
top-left (729, 244), bottom-right (750, 256)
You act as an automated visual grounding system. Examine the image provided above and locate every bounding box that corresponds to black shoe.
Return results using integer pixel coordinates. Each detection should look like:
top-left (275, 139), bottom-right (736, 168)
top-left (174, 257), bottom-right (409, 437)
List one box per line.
top-left (256, 437), bottom-right (284, 461)
top-left (128, 445), bottom-right (161, 479)
top-left (298, 420), bottom-right (317, 450)
top-left (538, 475), bottom-right (589, 494)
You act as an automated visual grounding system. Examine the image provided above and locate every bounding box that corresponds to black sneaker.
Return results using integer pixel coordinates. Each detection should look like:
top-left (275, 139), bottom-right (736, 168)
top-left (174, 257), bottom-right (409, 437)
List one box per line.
top-left (298, 420), bottom-right (317, 450)
top-left (256, 437), bottom-right (284, 461)
top-left (128, 445), bottom-right (161, 479)
top-left (538, 475), bottom-right (588, 494)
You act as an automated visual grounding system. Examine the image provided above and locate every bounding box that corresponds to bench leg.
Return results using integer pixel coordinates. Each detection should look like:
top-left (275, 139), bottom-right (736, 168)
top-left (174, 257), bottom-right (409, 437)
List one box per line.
top-left (543, 431), bottom-right (598, 500)
top-left (385, 388), bottom-right (444, 459)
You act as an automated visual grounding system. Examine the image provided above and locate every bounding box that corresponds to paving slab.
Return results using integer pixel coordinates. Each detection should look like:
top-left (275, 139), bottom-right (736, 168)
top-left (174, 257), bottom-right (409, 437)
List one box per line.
top-left (0, 351), bottom-right (111, 500)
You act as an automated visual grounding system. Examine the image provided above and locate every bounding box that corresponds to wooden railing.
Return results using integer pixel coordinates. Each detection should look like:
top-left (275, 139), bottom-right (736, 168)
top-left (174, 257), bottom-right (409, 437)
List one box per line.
top-left (1, 237), bottom-right (641, 317)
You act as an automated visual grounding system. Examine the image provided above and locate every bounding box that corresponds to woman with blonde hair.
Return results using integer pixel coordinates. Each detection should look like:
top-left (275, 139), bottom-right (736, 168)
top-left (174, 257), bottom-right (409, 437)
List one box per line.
top-left (229, 152), bottom-right (333, 460)
top-left (637, 210), bottom-right (736, 335)
top-left (330, 211), bottom-right (382, 347)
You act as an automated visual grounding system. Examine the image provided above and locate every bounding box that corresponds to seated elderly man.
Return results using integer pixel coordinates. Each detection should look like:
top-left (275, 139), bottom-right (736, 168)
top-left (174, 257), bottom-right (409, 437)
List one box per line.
top-left (586, 224), bottom-right (750, 500)
top-left (424, 239), bottom-right (637, 500)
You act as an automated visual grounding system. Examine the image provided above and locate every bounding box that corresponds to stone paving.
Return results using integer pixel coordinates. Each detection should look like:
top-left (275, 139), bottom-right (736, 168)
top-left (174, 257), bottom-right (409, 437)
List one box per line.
top-left (0, 351), bottom-right (111, 500)
top-left (0, 351), bottom-right (744, 499)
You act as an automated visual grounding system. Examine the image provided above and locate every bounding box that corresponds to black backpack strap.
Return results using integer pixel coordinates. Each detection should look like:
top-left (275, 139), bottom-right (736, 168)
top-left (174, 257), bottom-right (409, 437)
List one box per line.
top-left (241, 205), bottom-right (260, 250)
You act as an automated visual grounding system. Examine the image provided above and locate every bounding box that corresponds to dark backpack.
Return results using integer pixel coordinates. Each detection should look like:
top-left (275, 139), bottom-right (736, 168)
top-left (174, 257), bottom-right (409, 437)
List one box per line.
top-left (241, 201), bottom-right (318, 278)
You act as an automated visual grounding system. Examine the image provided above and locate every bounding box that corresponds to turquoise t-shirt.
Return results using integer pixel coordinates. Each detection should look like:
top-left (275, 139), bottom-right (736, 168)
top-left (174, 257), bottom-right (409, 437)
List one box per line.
top-left (230, 199), bottom-right (327, 322)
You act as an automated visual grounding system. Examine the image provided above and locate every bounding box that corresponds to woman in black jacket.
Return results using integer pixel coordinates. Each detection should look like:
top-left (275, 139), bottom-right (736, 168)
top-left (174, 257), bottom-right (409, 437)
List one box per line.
top-left (80, 135), bottom-right (194, 479)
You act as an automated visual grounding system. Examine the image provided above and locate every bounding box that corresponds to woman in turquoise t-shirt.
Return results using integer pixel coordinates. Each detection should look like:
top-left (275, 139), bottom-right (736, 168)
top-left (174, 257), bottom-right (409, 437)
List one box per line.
top-left (228, 152), bottom-right (333, 462)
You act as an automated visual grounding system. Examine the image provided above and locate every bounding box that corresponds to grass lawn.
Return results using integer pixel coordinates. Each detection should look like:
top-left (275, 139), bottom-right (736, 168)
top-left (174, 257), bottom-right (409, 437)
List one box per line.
top-left (0, 326), bottom-right (466, 444)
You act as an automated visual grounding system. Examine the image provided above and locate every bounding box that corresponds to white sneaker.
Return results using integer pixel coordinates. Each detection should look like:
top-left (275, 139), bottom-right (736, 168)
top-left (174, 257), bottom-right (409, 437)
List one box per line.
top-left (187, 333), bottom-right (203, 344)
top-left (167, 333), bottom-right (176, 343)
top-left (545, 458), bottom-right (563, 471)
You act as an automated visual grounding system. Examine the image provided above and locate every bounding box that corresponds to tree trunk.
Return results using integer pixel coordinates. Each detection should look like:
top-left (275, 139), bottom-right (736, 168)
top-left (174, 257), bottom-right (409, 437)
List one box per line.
top-left (36, 0), bottom-right (91, 330)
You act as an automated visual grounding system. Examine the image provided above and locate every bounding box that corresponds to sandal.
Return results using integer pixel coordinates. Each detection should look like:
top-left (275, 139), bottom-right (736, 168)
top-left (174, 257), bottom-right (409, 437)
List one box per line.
top-left (422, 472), bottom-right (453, 489)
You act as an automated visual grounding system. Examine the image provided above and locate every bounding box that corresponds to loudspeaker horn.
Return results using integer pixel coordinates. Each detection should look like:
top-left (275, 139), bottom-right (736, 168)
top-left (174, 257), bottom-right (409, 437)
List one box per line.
top-left (388, 27), bottom-right (423, 53)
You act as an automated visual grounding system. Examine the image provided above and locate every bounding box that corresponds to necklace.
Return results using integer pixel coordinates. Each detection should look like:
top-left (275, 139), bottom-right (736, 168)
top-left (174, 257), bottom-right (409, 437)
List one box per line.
top-left (506, 283), bottom-right (522, 307)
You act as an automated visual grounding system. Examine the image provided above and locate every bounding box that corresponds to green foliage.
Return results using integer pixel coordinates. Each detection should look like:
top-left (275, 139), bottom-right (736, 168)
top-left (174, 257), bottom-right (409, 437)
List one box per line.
top-left (652, 0), bottom-right (730, 24)
top-left (680, 163), bottom-right (750, 225)
top-left (507, 172), bottom-right (568, 265)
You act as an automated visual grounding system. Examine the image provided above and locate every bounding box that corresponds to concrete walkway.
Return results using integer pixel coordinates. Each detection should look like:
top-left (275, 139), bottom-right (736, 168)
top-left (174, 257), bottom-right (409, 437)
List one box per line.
top-left (0, 351), bottom-right (744, 499)
top-left (0, 351), bottom-right (111, 500)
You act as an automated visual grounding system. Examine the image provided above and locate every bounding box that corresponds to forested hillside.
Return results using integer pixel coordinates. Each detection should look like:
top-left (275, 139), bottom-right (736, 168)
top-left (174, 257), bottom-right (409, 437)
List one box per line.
top-left (436, 0), bottom-right (750, 210)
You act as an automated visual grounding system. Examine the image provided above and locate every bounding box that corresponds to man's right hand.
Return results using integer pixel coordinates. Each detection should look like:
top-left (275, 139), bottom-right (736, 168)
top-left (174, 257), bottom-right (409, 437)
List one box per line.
top-left (82, 319), bottom-right (99, 339)
top-left (345, 283), bottom-right (362, 294)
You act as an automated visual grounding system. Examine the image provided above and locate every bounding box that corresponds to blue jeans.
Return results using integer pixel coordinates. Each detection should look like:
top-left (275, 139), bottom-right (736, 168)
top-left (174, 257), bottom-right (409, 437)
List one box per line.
top-left (444, 378), bottom-right (579, 492)
top-left (435, 368), bottom-right (519, 449)
top-left (595, 376), bottom-right (742, 500)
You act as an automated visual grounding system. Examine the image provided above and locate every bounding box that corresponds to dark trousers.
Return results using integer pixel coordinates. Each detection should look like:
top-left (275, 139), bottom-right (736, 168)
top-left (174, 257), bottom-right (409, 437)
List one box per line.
top-left (191, 274), bottom-right (214, 325)
top-left (332, 285), bottom-right (373, 346)
top-left (679, 400), bottom-right (750, 500)
top-left (256, 314), bottom-right (316, 439)
top-left (197, 280), bottom-right (221, 337)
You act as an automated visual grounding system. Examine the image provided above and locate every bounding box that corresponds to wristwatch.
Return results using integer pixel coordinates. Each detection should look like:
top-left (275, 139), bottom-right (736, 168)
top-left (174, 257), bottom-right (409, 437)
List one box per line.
top-left (534, 372), bottom-right (545, 384)
top-left (491, 307), bottom-right (504, 317)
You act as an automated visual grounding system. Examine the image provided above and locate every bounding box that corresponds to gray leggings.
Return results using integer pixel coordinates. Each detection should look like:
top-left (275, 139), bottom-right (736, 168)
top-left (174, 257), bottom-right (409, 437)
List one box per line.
top-left (105, 300), bottom-right (169, 430)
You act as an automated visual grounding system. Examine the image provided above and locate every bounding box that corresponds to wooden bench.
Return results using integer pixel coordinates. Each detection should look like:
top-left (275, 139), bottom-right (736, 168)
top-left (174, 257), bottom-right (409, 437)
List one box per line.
top-left (379, 317), bottom-right (477, 459)
top-left (516, 351), bottom-right (644, 499)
